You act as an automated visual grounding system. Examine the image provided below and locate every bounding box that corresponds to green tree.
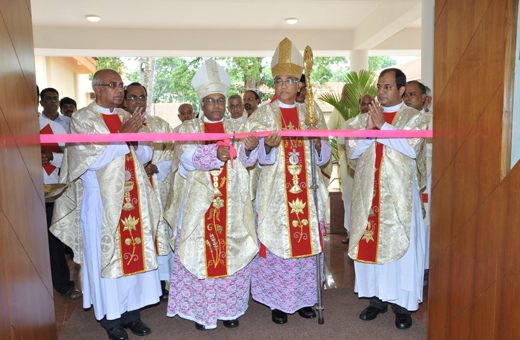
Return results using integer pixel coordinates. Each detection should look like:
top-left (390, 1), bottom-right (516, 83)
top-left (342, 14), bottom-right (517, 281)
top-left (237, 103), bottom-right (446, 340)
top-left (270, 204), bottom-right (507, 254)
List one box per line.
top-left (368, 56), bottom-right (397, 73)
top-left (95, 57), bottom-right (127, 75)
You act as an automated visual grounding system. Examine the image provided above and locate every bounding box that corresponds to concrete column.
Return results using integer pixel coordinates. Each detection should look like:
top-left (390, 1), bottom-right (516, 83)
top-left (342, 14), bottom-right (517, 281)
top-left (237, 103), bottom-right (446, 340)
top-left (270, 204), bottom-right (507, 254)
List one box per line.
top-left (421, 0), bottom-right (434, 92)
top-left (350, 50), bottom-right (369, 73)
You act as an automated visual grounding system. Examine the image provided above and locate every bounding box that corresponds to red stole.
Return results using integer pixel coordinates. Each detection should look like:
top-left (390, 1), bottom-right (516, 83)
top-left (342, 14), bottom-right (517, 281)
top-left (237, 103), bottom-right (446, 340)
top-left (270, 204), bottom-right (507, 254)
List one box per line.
top-left (40, 124), bottom-right (62, 176)
top-left (279, 106), bottom-right (315, 258)
top-left (356, 112), bottom-right (397, 263)
top-left (203, 121), bottom-right (229, 278)
top-left (100, 113), bottom-right (147, 275)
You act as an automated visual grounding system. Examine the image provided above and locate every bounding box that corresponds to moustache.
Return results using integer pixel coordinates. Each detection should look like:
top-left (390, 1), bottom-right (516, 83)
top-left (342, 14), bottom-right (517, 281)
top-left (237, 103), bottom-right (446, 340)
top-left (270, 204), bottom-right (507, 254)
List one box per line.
top-left (244, 103), bottom-right (251, 110)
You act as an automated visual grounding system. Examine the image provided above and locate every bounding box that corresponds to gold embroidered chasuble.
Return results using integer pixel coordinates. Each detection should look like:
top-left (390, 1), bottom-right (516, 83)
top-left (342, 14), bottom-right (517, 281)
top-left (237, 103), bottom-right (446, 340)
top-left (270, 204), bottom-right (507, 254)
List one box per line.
top-left (345, 105), bottom-right (429, 264)
top-left (243, 101), bottom-right (331, 259)
top-left (145, 115), bottom-right (175, 256)
top-left (163, 118), bottom-right (258, 280)
top-left (50, 101), bottom-right (161, 279)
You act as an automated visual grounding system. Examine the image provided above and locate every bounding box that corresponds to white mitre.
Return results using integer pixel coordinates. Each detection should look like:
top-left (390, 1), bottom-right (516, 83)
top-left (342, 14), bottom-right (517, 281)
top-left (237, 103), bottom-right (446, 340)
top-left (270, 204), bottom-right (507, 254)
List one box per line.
top-left (192, 58), bottom-right (231, 99)
top-left (271, 37), bottom-right (304, 79)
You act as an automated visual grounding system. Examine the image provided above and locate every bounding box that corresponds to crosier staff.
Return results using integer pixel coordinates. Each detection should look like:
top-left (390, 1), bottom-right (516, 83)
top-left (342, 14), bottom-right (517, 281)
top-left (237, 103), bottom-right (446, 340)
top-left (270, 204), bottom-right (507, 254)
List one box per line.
top-left (304, 45), bottom-right (324, 325)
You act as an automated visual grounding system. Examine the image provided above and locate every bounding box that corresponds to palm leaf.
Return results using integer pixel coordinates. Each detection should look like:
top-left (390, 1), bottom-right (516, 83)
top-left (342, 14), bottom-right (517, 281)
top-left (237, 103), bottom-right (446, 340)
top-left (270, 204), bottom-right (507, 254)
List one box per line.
top-left (318, 70), bottom-right (377, 121)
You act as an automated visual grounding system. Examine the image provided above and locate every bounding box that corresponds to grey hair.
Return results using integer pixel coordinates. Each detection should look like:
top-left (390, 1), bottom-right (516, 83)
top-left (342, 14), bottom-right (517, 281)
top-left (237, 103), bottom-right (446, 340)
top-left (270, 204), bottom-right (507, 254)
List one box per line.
top-left (228, 94), bottom-right (242, 103)
top-left (424, 85), bottom-right (432, 97)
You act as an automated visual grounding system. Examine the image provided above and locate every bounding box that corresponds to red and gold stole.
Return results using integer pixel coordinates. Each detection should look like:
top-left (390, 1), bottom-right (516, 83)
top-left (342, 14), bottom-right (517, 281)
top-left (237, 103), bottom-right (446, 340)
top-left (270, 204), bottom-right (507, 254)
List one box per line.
top-left (356, 112), bottom-right (397, 263)
top-left (100, 113), bottom-right (146, 275)
top-left (203, 121), bottom-right (229, 278)
top-left (279, 107), bottom-right (314, 258)
top-left (40, 124), bottom-right (62, 176)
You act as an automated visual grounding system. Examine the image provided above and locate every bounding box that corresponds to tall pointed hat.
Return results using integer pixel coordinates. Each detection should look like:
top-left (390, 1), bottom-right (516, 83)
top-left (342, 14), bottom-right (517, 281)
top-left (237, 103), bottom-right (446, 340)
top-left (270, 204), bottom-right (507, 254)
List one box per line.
top-left (192, 58), bottom-right (231, 99)
top-left (271, 37), bottom-right (304, 79)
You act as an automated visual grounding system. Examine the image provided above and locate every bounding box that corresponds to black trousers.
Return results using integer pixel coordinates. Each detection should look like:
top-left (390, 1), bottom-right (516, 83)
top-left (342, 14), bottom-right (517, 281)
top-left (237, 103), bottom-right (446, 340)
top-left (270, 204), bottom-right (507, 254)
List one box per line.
top-left (100, 310), bottom-right (140, 330)
top-left (369, 297), bottom-right (411, 315)
top-left (46, 202), bottom-right (74, 294)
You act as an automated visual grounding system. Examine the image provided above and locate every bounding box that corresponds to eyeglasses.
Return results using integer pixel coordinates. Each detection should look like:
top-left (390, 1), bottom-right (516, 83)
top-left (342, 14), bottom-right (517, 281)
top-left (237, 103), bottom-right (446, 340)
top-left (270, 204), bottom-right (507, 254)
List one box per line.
top-left (203, 98), bottom-right (226, 105)
top-left (229, 103), bottom-right (243, 109)
top-left (96, 82), bottom-right (124, 89)
top-left (127, 95), bottom-right (147, 102)
top-left (274, 79), bottom-right (299, 86)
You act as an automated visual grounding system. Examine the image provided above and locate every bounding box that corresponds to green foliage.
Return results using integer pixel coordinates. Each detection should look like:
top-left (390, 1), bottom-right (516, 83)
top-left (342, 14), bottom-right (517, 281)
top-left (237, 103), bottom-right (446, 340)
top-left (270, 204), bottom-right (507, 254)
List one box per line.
top-left (318, 70), bottom-right (377, 121)
top-left (329, 137), bottom-right (339, 161)
top-left (312, 57), bottom-right (348, 84)
top-left (95, 57), bottom-right (127, 75)
top-left (368, 56), bottom-right (397, 73)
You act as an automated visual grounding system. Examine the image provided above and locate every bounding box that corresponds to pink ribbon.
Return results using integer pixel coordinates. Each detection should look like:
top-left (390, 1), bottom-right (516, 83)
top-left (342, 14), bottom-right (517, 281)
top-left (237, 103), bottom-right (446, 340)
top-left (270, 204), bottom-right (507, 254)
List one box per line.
top-left (216, 139), bottom-right (237, 168)
top-left (39, 129), bottom-right (433, 143)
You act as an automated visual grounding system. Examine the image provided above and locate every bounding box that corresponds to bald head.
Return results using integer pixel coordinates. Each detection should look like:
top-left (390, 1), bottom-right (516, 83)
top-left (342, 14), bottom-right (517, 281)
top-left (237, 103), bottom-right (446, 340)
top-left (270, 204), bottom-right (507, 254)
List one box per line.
top-left (358, 94), bottom-right (374, 113)
top-left (92, 69), bottom-right (124, 110)
top-left (178, 103), bottom-right (195, 122)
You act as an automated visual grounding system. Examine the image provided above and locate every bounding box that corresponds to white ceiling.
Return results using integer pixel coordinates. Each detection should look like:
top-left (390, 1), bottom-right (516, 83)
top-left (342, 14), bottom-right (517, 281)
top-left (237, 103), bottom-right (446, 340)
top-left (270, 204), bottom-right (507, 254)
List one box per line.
top-left (31, 0), bottom-right (423, 57)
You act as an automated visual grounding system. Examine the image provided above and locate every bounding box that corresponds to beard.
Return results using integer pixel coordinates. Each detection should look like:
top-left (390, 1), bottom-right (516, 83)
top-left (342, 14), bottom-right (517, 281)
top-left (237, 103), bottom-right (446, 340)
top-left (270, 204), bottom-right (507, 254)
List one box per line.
top-left (244, 103), bottom-right (252, 110)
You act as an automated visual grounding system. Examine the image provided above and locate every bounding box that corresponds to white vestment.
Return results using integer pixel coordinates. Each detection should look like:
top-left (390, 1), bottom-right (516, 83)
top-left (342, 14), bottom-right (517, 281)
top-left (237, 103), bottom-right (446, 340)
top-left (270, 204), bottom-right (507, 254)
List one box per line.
top-left (80, 107), bottom-right (161, 321)
top-left (351, 102), bottom-right (426, 311)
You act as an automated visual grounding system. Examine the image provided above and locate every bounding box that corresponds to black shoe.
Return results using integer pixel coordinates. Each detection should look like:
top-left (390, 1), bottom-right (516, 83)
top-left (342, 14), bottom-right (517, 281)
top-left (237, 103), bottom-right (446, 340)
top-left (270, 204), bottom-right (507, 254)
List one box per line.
top-left (121, 319), bottom-right (151, 336)
top-left (395, 313), bottom-right (412, 329)
top-left (359, 305), bottom-right (388, 321)
top-left (223, 319), bottom-right (239, 328)
top-left (271, 309), bottom-right (288, 324)
top-left (297, 307), bottom-right (316, 319)
top-left (341, 236), bottom-right (349, 244)
top-left (195, 323), bottom-right (206, 331)
top-left (106, 326), bottom-right (128, 340)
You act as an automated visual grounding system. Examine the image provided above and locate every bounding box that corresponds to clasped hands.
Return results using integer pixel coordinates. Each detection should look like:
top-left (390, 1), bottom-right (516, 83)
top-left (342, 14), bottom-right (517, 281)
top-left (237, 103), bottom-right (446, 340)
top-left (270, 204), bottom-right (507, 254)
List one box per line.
top-left (120, 106), bottom-right (146, 148)
top-left (366, 100), bottom-right (386, 130)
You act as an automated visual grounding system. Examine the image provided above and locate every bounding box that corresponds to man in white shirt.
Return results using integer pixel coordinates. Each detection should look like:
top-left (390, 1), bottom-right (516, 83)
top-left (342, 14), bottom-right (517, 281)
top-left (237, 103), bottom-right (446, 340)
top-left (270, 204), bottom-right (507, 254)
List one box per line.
top-left (40, 88), bottom-right (71, 132)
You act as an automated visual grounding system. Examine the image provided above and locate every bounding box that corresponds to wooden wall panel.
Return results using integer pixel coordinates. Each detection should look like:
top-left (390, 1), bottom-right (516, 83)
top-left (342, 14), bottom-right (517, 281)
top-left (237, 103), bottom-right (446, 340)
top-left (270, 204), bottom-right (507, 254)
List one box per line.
top-left (0, 18), bottom-right (43, 195)
top-left (429, 0), bottom-right (515, 338)
top-left (0, 214), bottom-right (12, 340)
top-left (0, 108), bottom-right (52, 294)
top-left (0, 0), bottom-right (37, 96)
top-left (430, 85), bottom-right (503, 264)
top-left (495, 163), bottom-right (520, 339)
top-left (432, 284), bottom-right (496, 340)
top-left (0, 0), bottom-right (56, 338)
top-left (2, 215), bottom-right (56, 340)
top-left (432, 0), bottom-right (492, 108)
top-left (432, 0), bottom-right (506, 189)
top-left (428, 186), bottom-right (499, 335)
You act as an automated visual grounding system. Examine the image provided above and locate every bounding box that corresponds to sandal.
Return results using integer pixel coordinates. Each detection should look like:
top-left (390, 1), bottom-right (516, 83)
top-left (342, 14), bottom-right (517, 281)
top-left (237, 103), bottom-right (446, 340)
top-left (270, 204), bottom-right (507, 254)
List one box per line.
top-left (66, 287), bottom-right (82, 300)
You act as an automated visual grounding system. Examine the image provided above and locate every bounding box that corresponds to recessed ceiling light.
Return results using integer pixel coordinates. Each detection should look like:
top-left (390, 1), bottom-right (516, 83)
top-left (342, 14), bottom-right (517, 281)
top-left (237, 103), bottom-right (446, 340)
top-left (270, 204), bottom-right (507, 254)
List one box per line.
top-left (284, 18), bottom-right (298, 25)
top-left (85, 15), bottom-right (101, 22)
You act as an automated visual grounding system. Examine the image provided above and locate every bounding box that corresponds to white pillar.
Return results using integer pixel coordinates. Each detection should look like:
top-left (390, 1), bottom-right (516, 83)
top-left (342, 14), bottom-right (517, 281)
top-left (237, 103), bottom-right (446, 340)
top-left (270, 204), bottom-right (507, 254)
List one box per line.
top-left (421, 0), bottom-right (434, 91)
top-left (350, 50), bottom-right (369, 73)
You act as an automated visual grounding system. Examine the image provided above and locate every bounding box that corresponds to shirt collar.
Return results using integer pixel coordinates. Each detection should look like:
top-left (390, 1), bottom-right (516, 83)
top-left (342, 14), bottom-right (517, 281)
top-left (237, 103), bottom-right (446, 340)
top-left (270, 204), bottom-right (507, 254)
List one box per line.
top-left (277, 100), bottom-right (296, 109)
top-left (383, 101), bottom-right (404, 113)
top-left (203, 115), bottom-right (224, 123)
top-left (97, 105), bottom-right (117, 114)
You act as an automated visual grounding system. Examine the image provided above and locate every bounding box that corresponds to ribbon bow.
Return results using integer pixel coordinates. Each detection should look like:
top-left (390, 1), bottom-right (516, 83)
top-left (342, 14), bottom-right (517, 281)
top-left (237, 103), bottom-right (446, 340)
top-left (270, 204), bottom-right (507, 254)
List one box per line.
top-left (216, 139), bottom-right (237, 168)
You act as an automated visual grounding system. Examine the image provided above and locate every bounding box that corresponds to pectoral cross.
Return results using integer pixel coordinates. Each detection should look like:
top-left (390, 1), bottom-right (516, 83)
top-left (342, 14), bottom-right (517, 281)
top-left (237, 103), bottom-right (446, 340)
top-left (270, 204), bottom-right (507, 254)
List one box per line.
top-left (289, 148), bottom-right (300, 165)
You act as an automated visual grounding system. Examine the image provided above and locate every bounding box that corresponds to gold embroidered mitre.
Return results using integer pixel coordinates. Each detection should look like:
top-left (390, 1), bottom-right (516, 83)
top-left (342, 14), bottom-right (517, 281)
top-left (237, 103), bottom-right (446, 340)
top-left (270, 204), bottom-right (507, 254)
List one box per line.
top-left (271, 37), bottom-right (304, 79)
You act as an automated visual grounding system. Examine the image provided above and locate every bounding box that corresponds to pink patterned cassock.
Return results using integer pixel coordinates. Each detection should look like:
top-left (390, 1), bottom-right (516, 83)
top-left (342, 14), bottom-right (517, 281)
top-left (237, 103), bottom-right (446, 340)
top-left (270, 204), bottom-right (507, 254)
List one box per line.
top-left (167, 236), bottom-right (252, 329)
top-left (251, 250), bottom-right (324, 314)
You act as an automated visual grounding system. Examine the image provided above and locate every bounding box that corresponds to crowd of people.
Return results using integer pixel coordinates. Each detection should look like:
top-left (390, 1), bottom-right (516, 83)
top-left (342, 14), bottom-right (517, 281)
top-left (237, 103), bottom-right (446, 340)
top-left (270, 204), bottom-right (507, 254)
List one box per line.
top-left (38, 37), bottom-right (432, 340)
